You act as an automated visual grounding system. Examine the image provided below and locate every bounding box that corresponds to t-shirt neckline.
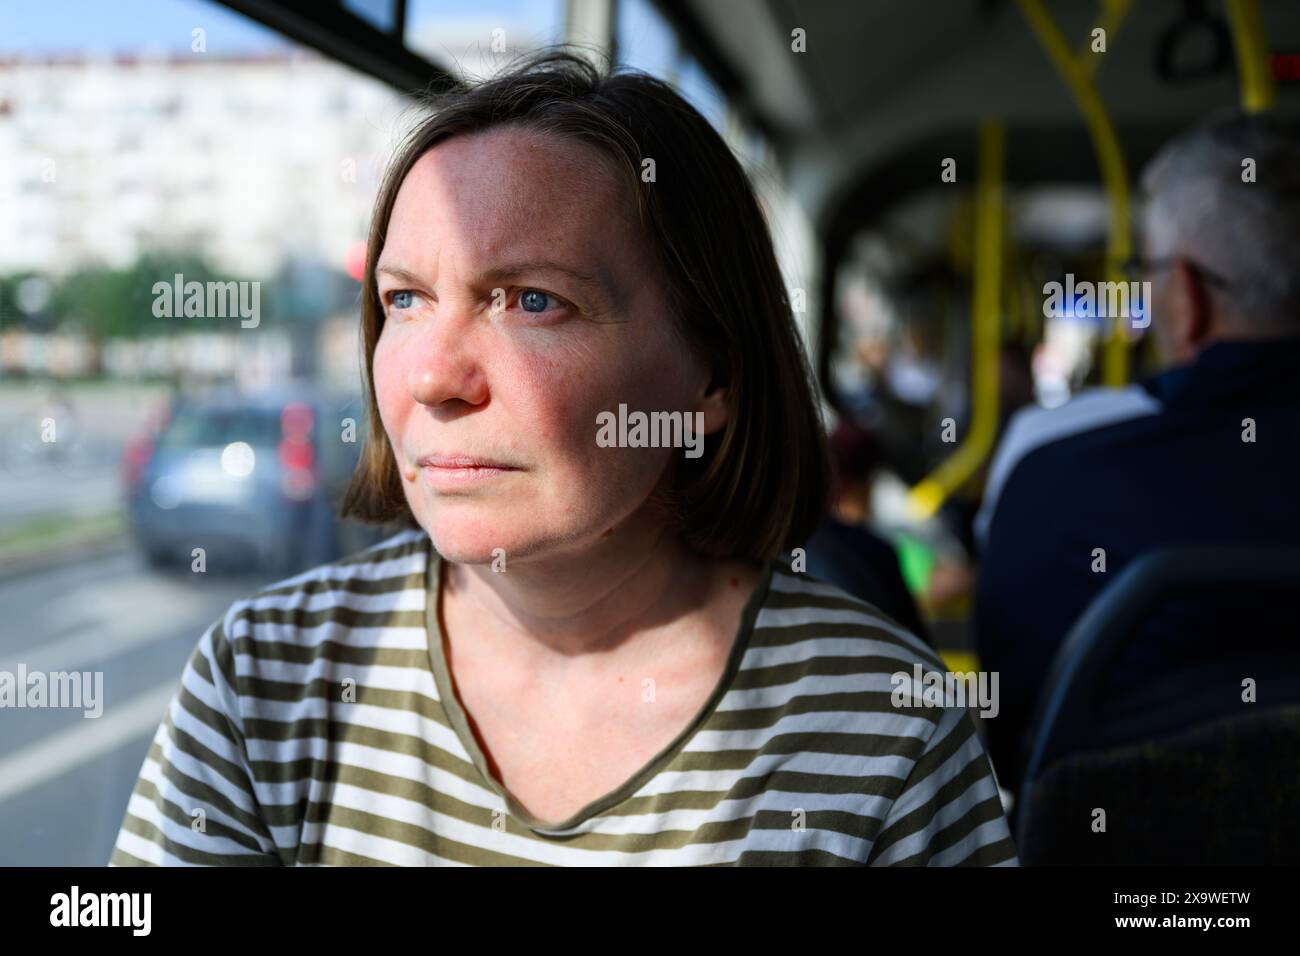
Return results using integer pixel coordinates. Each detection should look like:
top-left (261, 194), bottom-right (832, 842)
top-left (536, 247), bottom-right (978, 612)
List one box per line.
top-left (422, 537), bottom-right (772, 835)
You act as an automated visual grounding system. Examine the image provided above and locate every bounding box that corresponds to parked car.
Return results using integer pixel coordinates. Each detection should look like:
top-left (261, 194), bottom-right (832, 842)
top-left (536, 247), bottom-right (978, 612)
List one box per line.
top-left (123, 384), bottom-right (387, 575)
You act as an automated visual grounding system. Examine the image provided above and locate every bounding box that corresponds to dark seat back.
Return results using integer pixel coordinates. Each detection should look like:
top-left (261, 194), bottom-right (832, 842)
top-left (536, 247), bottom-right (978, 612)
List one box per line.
top-left (1016, 546), bottom-right (1300, 864)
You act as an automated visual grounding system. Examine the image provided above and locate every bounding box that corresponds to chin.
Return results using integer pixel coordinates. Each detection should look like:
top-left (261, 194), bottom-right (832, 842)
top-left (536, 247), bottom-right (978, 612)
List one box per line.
top-left (421, 507), bottom-right (546, 566)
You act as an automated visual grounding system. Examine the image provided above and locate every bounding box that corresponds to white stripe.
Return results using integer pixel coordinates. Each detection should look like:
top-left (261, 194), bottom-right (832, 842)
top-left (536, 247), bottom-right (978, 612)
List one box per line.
top-left (244, 585), bottom-right (426, 616)
top-left (232, 656), bottom-right (438, 692)
top-left (691, 708), bottom-right (936, 750)
top-left (754, 605), bottom-right (934, 658)
top-left (718, 670), bottom-right (945, 710)
top-left (928, 817), bottom-right (1014, 866)
top-left (229, 619), bottom-right (428, 649)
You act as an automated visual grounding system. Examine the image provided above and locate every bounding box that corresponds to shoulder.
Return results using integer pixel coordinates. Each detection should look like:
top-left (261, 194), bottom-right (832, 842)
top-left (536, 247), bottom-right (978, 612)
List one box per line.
top-left (754, 564), bottom-right (946, 707)
top-left (211, 527), bottom-right (431, 664)
top-left (763, 561), bottom-right (929, 644)
top-left (754, 567), bottom-right (1015, 864)
top-left (975, 385), bottom-right (1163, 547)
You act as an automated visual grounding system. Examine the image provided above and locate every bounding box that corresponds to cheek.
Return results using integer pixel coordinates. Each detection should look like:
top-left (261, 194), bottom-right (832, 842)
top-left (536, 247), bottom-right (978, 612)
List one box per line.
top-left (518, 329), bottom-right (693, 481)
top-left (371, 332), bottom-right (410, 444)
top-left (502, 340), bottom-right (607, 466)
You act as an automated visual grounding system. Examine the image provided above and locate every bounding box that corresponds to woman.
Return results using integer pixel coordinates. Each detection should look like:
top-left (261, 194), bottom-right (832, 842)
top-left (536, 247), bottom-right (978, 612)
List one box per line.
top-left (112, 52), bottom-right (1016, 866)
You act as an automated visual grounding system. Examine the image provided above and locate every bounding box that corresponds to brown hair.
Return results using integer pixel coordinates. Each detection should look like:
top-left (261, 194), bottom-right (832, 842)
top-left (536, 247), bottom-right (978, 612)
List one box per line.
top-left (341, 49), bottom-right (828, 563)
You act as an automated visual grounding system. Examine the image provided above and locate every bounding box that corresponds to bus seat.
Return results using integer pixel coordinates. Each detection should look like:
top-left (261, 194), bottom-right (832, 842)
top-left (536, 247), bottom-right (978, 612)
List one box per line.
top-left (1014, 546), bottom-right (1300, 864)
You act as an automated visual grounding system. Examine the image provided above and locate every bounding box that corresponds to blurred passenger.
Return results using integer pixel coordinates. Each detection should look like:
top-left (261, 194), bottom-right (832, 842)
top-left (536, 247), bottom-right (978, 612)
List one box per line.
top-left (803, 419), bottom-right (928, 641)
top-left (974, 112), bottom-right (1300, 794)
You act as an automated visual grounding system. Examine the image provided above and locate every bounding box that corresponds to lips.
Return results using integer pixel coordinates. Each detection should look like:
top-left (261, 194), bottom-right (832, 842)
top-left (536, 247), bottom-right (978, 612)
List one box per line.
top-left (418, 453), bottom-right (519, 470)
top-left (416, 452), bottom-right (521, 489)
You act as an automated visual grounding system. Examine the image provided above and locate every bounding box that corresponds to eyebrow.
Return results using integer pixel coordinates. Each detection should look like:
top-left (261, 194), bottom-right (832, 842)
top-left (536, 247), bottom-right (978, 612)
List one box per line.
top-left (375, 260), bottom-right (619, 304)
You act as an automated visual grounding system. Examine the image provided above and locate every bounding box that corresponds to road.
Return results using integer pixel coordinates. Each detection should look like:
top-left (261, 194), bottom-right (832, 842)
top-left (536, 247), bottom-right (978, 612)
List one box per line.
top-left (0, 548), bottom-right (266, 866)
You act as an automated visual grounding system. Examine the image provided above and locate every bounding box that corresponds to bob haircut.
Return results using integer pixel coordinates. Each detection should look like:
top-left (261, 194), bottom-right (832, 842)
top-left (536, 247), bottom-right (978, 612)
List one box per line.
top-left (342, 49), bottom-right (829, 564)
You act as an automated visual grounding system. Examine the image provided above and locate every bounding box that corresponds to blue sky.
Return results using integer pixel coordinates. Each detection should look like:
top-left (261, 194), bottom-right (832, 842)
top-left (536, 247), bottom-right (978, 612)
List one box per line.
top-left (0, 0), bottom-right (564, 55)
top-left (1, 0), bottom-right (287, 55)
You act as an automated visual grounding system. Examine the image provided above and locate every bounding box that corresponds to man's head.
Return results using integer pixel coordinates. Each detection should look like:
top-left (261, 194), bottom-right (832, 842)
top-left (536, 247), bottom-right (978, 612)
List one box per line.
top-left (1139, 112), bottom-right (1300, 367)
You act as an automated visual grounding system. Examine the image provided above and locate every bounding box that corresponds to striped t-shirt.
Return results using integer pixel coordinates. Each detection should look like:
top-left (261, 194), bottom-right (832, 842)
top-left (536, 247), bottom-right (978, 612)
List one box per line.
top-left (111, 528), bottom-right (1018, 866)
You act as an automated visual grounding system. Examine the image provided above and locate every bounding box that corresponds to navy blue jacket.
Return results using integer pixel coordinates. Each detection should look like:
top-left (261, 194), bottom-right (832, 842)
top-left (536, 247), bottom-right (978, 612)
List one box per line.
top-left (973, 338), bottom-right (1300, 793)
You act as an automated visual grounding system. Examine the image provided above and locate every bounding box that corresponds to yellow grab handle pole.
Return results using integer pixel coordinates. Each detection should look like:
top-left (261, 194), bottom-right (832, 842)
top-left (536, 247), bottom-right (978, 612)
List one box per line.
top-left (908, 121), bottom-right (1005, 520)
top-left (1226, 0), bottom-right (1276, 113)
top-left (1017, 0), bottom-right (1133, 387)
top-left (1079, 0), bottom-right (1134, 79)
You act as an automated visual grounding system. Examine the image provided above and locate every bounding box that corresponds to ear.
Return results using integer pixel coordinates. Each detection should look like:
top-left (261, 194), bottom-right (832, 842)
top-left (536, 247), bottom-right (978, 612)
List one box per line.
top-left (1169, 259), bottom-right (1215, 358)
top-left (696, 371), bottom-right (730, 436)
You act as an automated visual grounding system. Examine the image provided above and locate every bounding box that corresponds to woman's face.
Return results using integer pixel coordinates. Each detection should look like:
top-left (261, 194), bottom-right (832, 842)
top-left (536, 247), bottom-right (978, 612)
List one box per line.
top-left (373, 125), bottom-right (721, 566)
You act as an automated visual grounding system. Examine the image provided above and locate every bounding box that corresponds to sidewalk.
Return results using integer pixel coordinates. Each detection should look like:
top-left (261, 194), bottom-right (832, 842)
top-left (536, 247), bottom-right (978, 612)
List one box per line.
top-left (0, 511), bottom-right (130, 582)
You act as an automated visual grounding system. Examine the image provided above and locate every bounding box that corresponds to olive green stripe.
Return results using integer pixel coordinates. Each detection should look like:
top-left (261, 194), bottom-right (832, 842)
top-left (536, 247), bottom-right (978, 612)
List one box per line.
top-left (764, 587), bottom-right (899, 619)
top-left (116, 813), bottom-right (280, 866)
top-left (734, 848), bottom-right (861, 866)
top-left (243, 606), bottom-right (426, 630)
top-left (128, 771), bottom-right (271, 855)
top-left (229, 673), bottom-right (941, 725)
top-left (710, 767), bottom-right (923, 801)
top-left (899, 709), bottom-right (982, 796)
top-left (297, 843), bottom-right (397, 866)
top-left (673, 729), bottom-right (928, 769)
top-left (869, 748), bottom-right (994, 859)
top-left (256, 535), bottom-right (425, 586)
top-left (234, 676), bottom-right (446, 714)
top-left (951, 836), bottom-right (1019, 866)
top-left (300, 833), bottom-right (545, 867)
top-left (747, 621), bottom-right (943, 668)
top-left (920, 794), bottom-right (1010, 860)
top-left (884, 798), bottom-right (1013, 867)
top-left (750, 808), bottom-right (886, 844)
top-left (299, 802), bottom-right (877, 859)
top-left (174, 679), bottom-right (253, 764)
top-left (250, 573), bottom-right (423, 604)
top-left (252, 563), bottom-right (425, 600)
top-left (201, 620), bottom-right (253, 758)
top-left (223, 754), bottom-right (930, 840)
top-left (302, 804), bottom-right (548, 866)
top-left (230, 639), bottom-right (430, 668)
top-left (244, 742), bottom-right (479, 829)
top-left (702, 691), bottom-right (944, 731)
top-left (109, 846), bottom-right (153, 867)
top-left (154, 723), bottom-right (276, 837)
top-left (227, 713), bottom-right (939, 831)
top-left (241, 710), bottom-right (456, 756)
top-left (730, 652), bottom-right (946, 689)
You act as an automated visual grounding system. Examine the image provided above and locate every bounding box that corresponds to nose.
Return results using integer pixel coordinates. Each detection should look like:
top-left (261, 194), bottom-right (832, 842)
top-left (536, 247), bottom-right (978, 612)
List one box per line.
top-left (406, 300), bottom-right (490, 410)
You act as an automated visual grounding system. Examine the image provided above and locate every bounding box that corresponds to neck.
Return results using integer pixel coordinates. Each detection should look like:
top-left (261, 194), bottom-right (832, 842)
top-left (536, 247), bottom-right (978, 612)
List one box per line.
top-left (441, 518), bottom-right (719, 664)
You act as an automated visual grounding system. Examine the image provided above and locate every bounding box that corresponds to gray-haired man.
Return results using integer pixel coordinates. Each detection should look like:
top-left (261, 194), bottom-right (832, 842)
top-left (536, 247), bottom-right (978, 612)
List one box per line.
top-left (974, 112), bottom-right (1300, 795)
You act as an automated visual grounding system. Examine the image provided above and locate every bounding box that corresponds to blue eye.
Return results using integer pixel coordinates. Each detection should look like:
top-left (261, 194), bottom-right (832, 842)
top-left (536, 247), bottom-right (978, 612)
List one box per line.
top-left (519, 289), bottom-right (552, 313)
top-left (390, 290), bottom-right (415, 310)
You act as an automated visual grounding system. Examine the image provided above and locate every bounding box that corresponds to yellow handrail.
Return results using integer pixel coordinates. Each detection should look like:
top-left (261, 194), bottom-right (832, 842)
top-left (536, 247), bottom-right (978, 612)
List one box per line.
top-left (1078, 0), bottom-right (1134, 79)
top-left (1226, 0), bottom-right (1276, 113)
top-left (1017, 0), bottom-right (1134, 387)
top-left (908, 121), bottom-right (1005, 520)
